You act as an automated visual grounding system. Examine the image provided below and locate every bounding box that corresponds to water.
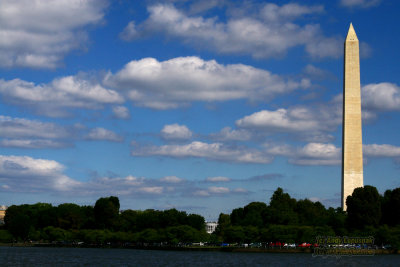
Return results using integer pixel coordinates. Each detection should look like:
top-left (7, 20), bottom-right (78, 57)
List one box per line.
top-left (0, 247), bottom-right (399, 267)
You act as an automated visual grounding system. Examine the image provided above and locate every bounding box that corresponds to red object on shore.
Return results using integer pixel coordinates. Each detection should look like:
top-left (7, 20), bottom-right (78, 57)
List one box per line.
top-left (298, 243), bottom-right (311, 248)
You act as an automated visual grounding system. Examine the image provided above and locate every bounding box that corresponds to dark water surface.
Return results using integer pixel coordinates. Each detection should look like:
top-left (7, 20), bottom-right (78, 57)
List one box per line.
top-left (1, 246), bottom-right (399, 267)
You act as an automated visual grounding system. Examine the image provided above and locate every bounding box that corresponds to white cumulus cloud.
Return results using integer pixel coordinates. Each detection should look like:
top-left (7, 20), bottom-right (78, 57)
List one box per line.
top-left (236, 108), bottom-right (318, 131)
top-left (0, 116), bottom-right (75, 148)
top-left (0, 115), bottom-right (71, 139)
top-left (205, 176), bottom-right (231, 183)
top-left (193, 186), bottom-right (248, 197)
top-left (119, 21), bottom-right (137, 41)
top-left (0, 155), bottom-right (80, 192)
top-left (160, 176), bottom-right (184, 183)
top-left (266, 143), bottom-right (341, 166)
top-left (210, 127), bottom-right (252, 141)
top-left (362, 83), bottom-right (400, 112)
top-left (0, 139), bottom-right (69, 149)
top-left (105, 56), bottom-right (308, 109)
top-left (363, 144), bottom-right (400, 158)
top-left (208, 186), bottom-right (230, 194)
top-left (340, 0), bottom-right (382, 8)
top-left (86, 128), bottom-right (123, 142)
top-left (0, 155), bottom-right (256, 198)
top-left (0, 76), bottom-right (123, 117)
top-left (121, 3), bottom-right (339, 59)
top-left (131, 141), bottom-right (272, 164)
top-left (138, 186), bottom-right (163, 194)
top-left (161, 124), bottom-right (193, 140)
top-left (233, 188), bottom-right (249, 194)
top-left (112, 106), bottom-right (130, 119)
top-left (291, 143), bottom-right (341, 165)
top-left (0, 0), bottom-right (107, 68)
top-left (235, 105), bottom-right (340, 142)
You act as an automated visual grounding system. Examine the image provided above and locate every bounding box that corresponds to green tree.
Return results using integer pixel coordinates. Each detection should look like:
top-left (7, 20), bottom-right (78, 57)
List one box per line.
top-left (224, 226), bottom-right (245, 243)
top-left (0, 229), bottom-right (13, 243)
top-left (81, 205), bottom-right (96, 229)
top-left (136, 209), bottom-right (161, 230)
top-left (166, 225), bottom-right (201, 243)
top-left (346, 185), bottom-right (381, 229)
top-left (297, 226), bottom-right (315, 243)
top-left (295, 199), bottom-right (327, 226)
top-left (313, 225), bottom-right (335, 239)
top-left (4, 205), bottom-right (31, 240)
top-left (42, 226), bottom-right (71, 241)
top-left (381, 188), bottom-right (400, 226)
top-left (186, 214), bottom-right (205, 231)
top-left (160, 209), bottom-right (187, 228)
top-left (243, 226), bottom-right (259, 243)
top-left (231, 202), bottom-right (268, 228)
top-left (230, 207), bottom-right (244, 226)
top-left (326, 207), bottom-right (347, 236)
top-left (119, 209), bottom-right (139, 232)
top-left (242, 202), bottom-right (267, 227)
top-left (266, 188), bottom-right (298, 225)
top-left (387, 226), bottom-right (400, 249)
top-left (57, 203), bottom-right (86, 229)
top-left (267, 225), bottom-right (299, 243)
top-left (214, 213), bottom-right (230, 239)
top-left (137, 228), bottom-right (160, 243)
top-left (94, 196), bottom-right (120, 230)
top-left (375, 225), bottom-right (390, 246)
top-left (35, 203), bottom-right (57, 229)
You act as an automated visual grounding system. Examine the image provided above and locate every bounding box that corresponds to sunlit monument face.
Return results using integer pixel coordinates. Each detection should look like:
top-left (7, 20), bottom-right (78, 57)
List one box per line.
top-left (342, 23), bottom-right (364, 211)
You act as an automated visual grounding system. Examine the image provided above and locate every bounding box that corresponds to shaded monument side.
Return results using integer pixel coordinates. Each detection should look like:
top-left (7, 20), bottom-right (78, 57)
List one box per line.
top-left (342, 23), bottom-right (364, 211)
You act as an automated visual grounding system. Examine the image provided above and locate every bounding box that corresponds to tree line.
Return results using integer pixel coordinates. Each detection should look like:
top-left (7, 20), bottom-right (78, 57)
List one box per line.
top-left (0, 196), bottom-right (207, 245)
top-left (213, 186), bottom-right (400, 248)
top-left (1, 186), bottom-right (399, 248)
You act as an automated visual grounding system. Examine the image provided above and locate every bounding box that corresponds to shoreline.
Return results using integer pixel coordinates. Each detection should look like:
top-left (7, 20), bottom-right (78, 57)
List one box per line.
top-left (1, 243), bottom-right (399, 254)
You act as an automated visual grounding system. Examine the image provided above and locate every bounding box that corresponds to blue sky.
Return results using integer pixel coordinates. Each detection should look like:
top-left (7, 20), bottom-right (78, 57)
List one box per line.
top-left (0, 0), bottom-right (399, 220)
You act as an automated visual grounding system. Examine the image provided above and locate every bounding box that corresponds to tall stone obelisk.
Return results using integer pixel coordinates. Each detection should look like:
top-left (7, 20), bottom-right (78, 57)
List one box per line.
top-left (342, 23), bottom-right (363, 211)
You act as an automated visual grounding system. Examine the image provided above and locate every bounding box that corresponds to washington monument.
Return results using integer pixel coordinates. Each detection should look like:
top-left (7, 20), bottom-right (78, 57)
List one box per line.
top-left (342, 23), bottom-right (363, 211)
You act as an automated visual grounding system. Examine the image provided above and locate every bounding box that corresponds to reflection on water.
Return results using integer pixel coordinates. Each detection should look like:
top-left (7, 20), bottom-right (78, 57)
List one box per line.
top-left (1, 247), bottom-right (399, 267)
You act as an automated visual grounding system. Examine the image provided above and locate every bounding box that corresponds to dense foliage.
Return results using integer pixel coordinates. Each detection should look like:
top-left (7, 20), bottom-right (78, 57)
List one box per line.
top-left (1, 196), bottom-right (207, 245)
top-left (213, 186), bottom-right (400, 248)
top-left (1, 186), bottom-right (400, 248)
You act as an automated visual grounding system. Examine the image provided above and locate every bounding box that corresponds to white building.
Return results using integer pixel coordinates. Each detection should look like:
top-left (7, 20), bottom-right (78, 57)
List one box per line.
top-left (205, 221), bottom-right (218, 234)
top-left (0, 205), bottom-right (7, 224)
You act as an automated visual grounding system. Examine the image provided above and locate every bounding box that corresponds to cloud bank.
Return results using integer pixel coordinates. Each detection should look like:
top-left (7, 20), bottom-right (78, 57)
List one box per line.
top-left (105, 56), bottom-right (309, 109)
top-left (0, 76), bottom-right (123, 117)
top-left (0, 0), bottom-right (107, 68)
top-left (362, 83), bottom-right (400, 112)
top-left (161, 124), bottom-right (193, 141)
top-left (121, 3), bottom-right (341, 59)
top-left (131, 141), bottom-right (273, 164)
top-left (340, 0), bottom-right (382, 9)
